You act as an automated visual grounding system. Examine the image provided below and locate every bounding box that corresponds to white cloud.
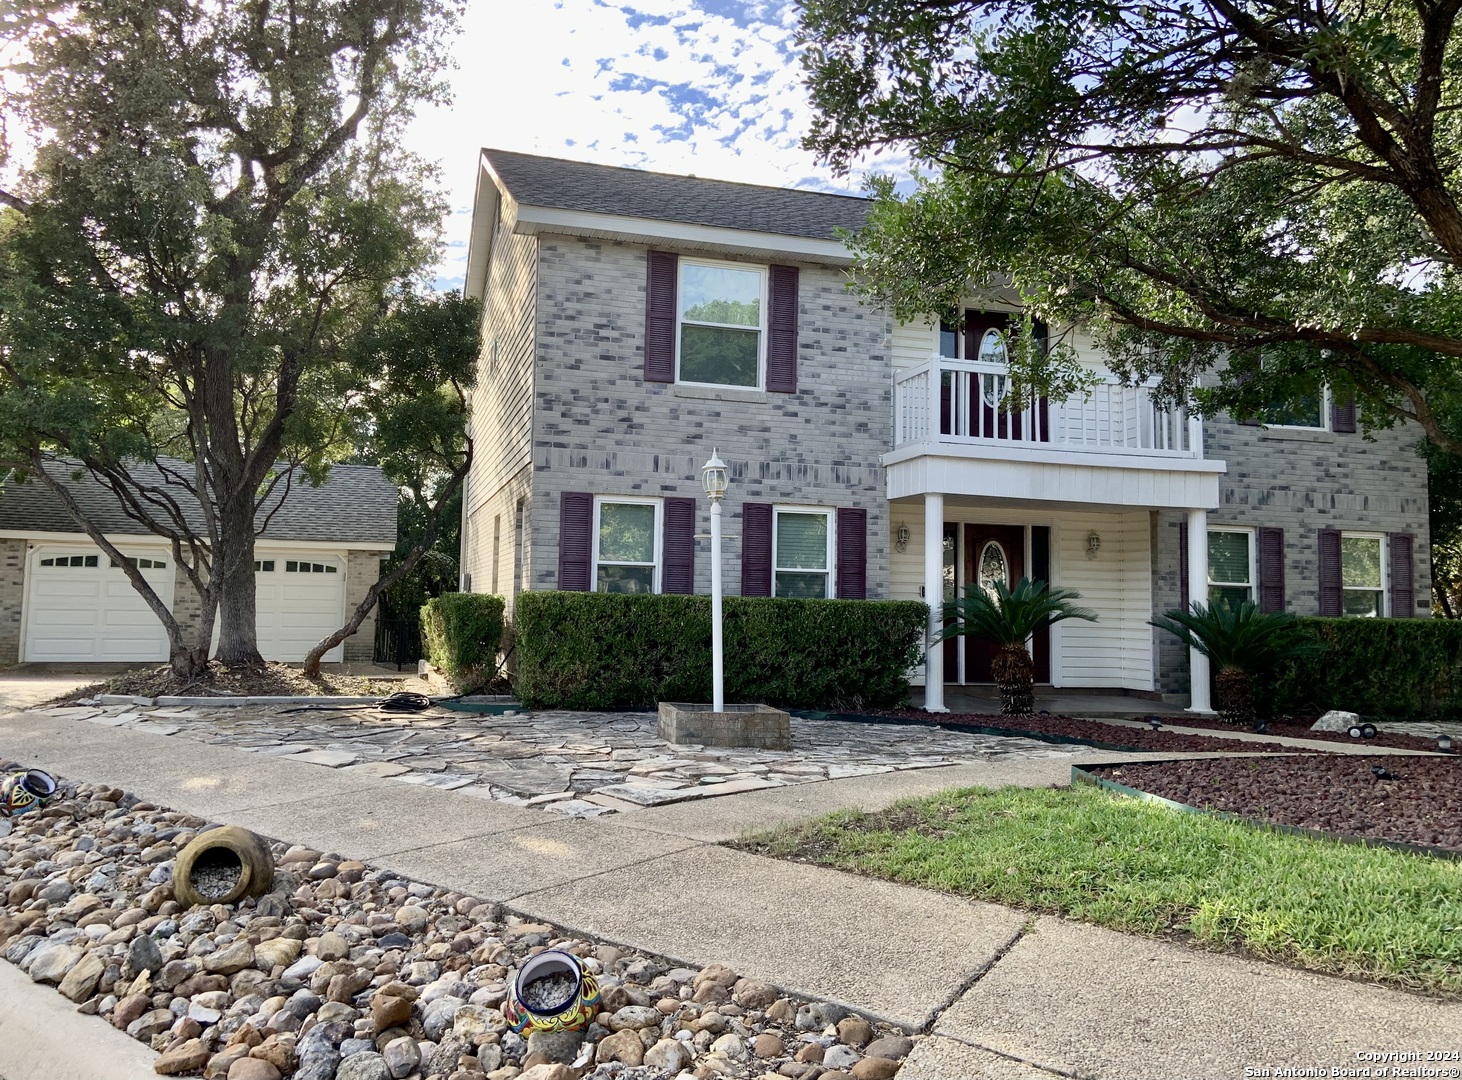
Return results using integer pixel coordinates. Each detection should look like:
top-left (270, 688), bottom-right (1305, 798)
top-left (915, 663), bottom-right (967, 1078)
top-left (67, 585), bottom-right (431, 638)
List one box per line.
top-left (404, 0), bottom-right (910, 290)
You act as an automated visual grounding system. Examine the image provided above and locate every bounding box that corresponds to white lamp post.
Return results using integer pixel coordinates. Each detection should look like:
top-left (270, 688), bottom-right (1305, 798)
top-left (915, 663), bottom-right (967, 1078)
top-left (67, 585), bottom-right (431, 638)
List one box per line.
top-left (702, 449), bottom-right (729, 712)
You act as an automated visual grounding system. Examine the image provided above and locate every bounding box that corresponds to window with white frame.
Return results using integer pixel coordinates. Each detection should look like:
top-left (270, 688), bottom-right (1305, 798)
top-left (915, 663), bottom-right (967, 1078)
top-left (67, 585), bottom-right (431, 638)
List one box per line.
top-left (1341, 533), bottom-right (1385, 617)
top-left (594, 498), bottom-right (660, 594)
top-left (677, 260), bottom-right (764, 388)
top-left (1259, 368), bottom-right (1329, 429)
top-left (1207, 528), bottom-right (1254, 609)
top-left (774, 508), bottom-right (833, 599)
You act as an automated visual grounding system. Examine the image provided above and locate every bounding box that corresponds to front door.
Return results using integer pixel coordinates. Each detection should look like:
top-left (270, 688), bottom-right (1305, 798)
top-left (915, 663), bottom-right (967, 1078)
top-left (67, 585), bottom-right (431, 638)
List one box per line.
top-left (964, 525), bottom-right (1026, 682)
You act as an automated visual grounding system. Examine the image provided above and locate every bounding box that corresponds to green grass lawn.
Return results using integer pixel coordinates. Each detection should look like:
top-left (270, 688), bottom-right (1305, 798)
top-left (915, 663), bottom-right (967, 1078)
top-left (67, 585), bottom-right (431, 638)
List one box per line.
top-left (738, 784), bottom-right (1462, 995)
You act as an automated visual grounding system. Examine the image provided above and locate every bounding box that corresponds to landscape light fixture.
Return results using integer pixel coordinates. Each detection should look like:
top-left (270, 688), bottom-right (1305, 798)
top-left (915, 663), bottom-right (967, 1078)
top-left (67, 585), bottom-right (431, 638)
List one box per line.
top-left (1440, 736), bottom-right (1454, 752)
top-left (702, 449), bottom-right (729, 712)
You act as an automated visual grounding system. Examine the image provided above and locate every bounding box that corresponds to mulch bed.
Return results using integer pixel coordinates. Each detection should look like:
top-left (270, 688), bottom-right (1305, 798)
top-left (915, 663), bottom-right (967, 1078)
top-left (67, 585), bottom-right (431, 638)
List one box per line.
top-left (57, 660), bottom-right (414, 705)
top-left (1088, 755), bottom-right (1462, 852)
top-left (1142, 712), bottom-right (1454, 754)
top-left (865, 708), bottom-right (1305, 754)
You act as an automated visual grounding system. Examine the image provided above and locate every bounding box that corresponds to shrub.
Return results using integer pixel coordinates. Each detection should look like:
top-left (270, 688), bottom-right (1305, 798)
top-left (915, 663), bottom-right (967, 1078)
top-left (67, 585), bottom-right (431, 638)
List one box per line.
top-left (1270, 617), bottom-right (1462, 719)
top-left (514, 592), bottom-right (928, 710)
top-left (420, 592), bottom-right (506, 692)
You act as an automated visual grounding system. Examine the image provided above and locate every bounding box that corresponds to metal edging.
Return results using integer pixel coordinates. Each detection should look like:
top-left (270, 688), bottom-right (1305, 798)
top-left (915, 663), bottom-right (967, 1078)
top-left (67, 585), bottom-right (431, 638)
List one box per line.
top-left (1071, 763), bottom-right (1462, 862)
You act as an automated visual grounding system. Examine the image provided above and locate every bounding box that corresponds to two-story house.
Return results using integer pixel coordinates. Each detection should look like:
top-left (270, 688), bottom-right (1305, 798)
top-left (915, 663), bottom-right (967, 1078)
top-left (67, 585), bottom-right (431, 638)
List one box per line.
top-left (459, 148), bottom-right (1431, 710)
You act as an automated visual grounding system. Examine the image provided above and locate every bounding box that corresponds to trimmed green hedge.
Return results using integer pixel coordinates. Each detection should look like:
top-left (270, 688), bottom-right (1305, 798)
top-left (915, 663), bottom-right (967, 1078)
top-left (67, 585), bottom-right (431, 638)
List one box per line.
top-left (514, 592), bottom-right (928, 711)
top-left (1270, 617), bottom-right (1462, 719)
top-left (421, 593), bottom-right (506, 692)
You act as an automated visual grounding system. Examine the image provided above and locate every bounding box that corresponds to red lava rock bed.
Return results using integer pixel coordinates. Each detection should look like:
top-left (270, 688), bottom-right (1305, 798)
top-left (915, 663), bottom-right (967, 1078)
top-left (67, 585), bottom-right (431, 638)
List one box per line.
top-left (862, 709), bottom-right (1296, 755)
top-left (1087, 755), bottom-right (1462, 853)
top-left (1139, 712), bottom-right (1455, 754)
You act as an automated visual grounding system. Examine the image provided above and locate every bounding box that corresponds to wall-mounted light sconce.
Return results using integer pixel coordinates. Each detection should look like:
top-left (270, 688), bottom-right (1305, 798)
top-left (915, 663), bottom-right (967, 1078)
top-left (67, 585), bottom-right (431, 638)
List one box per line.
top-left (1086, 532), bottom-right (1101, 560)
top-left (895, 522), bottom-right (910, 553)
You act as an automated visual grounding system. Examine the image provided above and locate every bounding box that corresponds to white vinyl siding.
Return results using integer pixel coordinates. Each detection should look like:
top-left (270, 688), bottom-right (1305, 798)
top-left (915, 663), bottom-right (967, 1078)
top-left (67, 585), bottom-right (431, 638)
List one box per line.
top-left (888, 505), bottom-right (1154, 691)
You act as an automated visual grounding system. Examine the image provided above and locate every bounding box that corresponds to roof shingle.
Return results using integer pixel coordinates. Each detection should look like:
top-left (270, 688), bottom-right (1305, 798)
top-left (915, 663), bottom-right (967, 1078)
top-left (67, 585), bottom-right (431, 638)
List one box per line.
top-left (482, 148), bottom-right (869, 241)
top-left (0, 460), bottom-right (397, 547)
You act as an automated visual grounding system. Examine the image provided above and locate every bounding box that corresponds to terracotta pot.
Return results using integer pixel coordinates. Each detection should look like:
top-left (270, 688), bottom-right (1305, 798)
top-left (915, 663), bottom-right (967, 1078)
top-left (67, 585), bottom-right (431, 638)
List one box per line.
top-left (502, 950), bottom-right (602, 1034)
top-left (172, 825), bottom-right (275, 907)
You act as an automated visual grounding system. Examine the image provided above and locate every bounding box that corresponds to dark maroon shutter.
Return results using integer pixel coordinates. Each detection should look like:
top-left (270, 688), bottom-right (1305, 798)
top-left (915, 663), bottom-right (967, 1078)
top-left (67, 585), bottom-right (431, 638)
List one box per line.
top-left (1318, 528), bottom-right (1343, 616)
top-left (662, 497), bottom-right (696, 595)
top-left (1178, 520), bottom-right (1189, 609)
top-left (1389, 532), bottom-right (1414, 618)
top-left (1257, 527), bottom-right (1285, 614)
top-left (835, 508), bottom-right (867, 599)
top-left (1331, 395), bottom-right (1357, 433)
top-left (644, 251), bottom-right (677, 383)
top-left (558, 492), bottom-right (593, 591)
top-left (766, 265), bottom-right (799, 393)
top-left (741, 503), bottom-right (772, 597)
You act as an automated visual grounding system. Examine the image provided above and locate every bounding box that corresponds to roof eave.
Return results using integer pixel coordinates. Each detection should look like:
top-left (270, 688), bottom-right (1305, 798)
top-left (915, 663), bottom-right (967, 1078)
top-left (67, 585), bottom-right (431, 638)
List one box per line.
top-left (463, 153), bottom-right (505, 303)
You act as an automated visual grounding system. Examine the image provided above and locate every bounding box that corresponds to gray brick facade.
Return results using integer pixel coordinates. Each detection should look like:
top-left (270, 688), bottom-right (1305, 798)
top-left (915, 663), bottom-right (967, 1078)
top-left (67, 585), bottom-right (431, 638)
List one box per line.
top-left (343, 550), bottom-right (388, 662)
top-left (1153, 414), bottom-right (1432, 693)
top-left (0, 539), bottom-right (25, 665)
top-left (528, 236), bottom-right (892, 597)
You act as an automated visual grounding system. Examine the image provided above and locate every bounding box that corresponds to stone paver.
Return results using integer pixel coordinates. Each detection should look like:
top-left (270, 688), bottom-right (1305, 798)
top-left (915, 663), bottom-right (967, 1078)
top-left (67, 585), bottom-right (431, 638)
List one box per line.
top-left (43, 700), bottom-right (1115, 815)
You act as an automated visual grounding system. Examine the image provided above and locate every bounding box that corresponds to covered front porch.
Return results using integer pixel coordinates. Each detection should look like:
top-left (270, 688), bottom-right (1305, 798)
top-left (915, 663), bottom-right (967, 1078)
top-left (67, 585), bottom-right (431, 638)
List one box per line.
top-left (889, 495), bottom-right (1222, 711)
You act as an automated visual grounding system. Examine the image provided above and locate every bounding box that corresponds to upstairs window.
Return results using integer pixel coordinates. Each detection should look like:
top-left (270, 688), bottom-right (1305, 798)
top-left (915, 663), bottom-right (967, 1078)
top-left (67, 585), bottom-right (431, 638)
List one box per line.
top-left (677, 261), bottom-right (764, 388)
top-left (1261, 383), bottom-right (1328, 429)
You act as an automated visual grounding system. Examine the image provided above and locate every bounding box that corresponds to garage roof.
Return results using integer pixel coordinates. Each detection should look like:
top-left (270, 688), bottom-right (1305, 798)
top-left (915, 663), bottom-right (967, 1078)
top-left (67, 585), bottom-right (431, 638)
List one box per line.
top-left (0, 460), bottom-right (398, 546)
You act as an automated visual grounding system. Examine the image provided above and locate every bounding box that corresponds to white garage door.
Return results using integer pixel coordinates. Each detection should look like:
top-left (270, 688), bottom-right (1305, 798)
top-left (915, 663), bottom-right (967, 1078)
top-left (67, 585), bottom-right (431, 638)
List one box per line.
top-left (24, 548), bottom-right (174, 662)
top-left (254, 556), bottom-right (345, 662)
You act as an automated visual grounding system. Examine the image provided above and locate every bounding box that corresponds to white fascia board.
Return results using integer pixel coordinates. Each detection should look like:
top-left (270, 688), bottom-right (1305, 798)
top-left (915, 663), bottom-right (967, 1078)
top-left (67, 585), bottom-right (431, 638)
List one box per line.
top-left (0, 531), bottom-right (393, 551)
top-left (463, 156), bottom-right (504, 303)
top-left (882, 442), bottom-right (1228, 474)
top-left (511, 204), bottom-right (854, 265)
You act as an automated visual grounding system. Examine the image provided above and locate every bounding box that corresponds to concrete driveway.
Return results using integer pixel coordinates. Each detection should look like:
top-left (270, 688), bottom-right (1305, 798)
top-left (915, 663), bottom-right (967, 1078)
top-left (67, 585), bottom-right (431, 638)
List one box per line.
top-left (0, 666), bottom-right (123, 712)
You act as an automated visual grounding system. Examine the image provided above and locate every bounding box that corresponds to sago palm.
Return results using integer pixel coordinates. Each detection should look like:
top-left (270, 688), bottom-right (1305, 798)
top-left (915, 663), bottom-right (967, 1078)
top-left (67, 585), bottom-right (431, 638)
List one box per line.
top-left (938, 578), bottom-right (1097, 715)
top-left (1150, 601), bottom-right (1323, 723)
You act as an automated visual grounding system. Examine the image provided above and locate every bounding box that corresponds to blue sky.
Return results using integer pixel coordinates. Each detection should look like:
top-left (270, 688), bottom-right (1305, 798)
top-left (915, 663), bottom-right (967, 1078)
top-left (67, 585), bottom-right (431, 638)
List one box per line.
top-left (403, 0), bottom-right (908, 290)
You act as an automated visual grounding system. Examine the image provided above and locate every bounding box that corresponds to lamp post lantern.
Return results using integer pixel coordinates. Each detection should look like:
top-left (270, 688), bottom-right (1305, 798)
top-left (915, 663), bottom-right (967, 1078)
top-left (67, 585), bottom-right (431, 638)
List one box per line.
top-left (702, 449), bottom-right (729, 712)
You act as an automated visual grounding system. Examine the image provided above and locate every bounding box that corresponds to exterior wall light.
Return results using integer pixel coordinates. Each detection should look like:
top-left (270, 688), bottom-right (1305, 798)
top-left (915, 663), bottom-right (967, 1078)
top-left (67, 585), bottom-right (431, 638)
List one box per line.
top-left (895, 522), bottom-right (910, 552)
top-left (1086, 532), bottom-right (1101, 559)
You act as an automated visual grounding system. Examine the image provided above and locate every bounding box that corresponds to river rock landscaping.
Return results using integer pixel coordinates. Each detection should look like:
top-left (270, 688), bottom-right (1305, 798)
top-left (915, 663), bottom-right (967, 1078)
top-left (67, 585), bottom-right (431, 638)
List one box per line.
top-left (0, 764), bottom-right (914, 1080)
top-left (1088, 754), bottom-right (1462, 852)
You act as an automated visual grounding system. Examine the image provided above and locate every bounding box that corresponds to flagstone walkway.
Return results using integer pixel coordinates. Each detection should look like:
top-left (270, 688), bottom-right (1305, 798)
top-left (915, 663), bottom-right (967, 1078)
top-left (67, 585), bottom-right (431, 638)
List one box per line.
top-left (37, 701), bottom-right (1110, 818)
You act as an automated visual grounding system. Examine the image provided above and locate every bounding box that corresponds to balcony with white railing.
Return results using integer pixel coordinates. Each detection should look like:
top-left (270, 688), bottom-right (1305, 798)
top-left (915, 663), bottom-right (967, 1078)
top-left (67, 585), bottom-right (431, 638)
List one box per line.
top-left (885, 355), bottom-right (1224, 508)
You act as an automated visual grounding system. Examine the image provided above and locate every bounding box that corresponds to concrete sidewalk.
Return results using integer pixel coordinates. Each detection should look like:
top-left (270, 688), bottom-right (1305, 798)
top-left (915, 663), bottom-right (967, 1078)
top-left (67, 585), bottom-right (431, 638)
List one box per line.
top-left (0, 708), bottom-right (1455, 1080)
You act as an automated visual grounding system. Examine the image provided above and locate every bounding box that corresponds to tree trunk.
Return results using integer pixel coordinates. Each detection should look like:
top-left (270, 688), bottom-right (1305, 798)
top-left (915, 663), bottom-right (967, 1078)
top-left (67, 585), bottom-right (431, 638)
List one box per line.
top-left (992, 643), bottom-right (1035, 716)
top-left (1215, 666), bottom-right (1254, 725)
top-left (214, 495), bottom-right (263, 668)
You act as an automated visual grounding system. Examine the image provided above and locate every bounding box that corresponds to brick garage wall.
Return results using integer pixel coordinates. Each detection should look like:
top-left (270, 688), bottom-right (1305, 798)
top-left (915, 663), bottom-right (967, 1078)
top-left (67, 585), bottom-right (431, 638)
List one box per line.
top-left (1152, 415), bottom-right (1432, 694)
top-left (0, 539), bottom-right (25, 664)
top-left (530, 237), bottom-right (892, 597)
top-left (344, 551), bottom-right (388, 662)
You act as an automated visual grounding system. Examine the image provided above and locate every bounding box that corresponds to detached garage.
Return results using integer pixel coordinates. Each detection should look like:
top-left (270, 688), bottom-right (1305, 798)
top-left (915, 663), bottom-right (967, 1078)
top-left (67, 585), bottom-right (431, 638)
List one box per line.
top-left (0, 460), bottom-right (397, 666)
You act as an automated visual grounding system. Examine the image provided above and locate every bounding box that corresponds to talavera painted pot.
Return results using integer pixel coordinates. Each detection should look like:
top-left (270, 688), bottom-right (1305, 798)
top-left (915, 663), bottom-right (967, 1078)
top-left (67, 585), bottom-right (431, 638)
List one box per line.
top-left (0, 769), bottom-right (58, 837)
top-left (502, 950), bottom-right (601, 1035)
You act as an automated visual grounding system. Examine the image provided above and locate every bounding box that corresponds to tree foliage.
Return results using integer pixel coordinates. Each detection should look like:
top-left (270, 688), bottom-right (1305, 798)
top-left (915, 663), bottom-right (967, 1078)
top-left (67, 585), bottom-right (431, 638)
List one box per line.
top-left (799, 0), bottom-right (1462, 451)
top-left (0, 0), bottom-right (464, 673)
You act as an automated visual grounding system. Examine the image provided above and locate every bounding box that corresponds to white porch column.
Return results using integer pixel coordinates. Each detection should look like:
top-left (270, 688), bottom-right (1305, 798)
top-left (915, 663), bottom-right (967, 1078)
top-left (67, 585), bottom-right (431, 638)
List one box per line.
top-left (924, 492), bottom-right (948, 712)
top-left (1186, 507), bottom-right (1213, 713)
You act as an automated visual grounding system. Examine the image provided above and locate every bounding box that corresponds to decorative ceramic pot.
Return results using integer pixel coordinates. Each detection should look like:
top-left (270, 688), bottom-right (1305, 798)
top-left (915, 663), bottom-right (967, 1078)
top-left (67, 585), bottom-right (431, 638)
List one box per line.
top-left (501, 950), bottom-right (601, 1035)
top-left (171, 826), bottom-right (276, 907)
top-left (0, 769), bottom-right (56, 817)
